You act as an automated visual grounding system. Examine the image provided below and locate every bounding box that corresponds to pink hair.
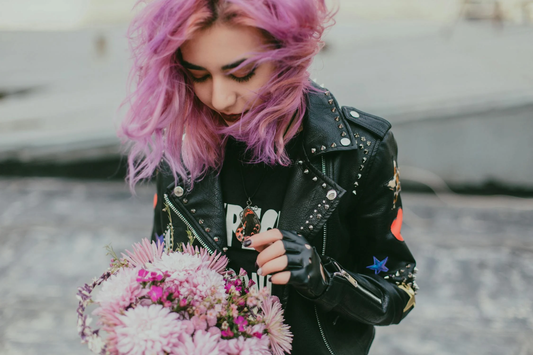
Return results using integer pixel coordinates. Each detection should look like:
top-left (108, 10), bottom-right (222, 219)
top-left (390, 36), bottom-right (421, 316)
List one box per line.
top-left (119, 0), bottom-right (335, 190)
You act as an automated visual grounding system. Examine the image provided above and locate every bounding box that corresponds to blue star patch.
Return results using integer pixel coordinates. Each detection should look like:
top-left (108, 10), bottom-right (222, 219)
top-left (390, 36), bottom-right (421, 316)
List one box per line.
top-left (366, 256), bottom-right (389, 275)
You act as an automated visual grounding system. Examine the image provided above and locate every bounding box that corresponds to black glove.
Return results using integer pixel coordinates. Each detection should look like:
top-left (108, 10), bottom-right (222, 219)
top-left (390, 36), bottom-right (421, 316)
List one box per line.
top-left (280, 230), bottom-right (329, 299)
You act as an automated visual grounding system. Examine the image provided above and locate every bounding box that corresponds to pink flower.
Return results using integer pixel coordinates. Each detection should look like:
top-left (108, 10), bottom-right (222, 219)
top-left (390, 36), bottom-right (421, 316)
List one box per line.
top-left (173, 330), bottom-right (224, 355)
top-left (93, 268), bottom-right (146, 315)
top-left (148, 285), bottom-right (163, 302)
top-left (221, 328), bottom-right (234, 338)
top-left (191, 315), bottom-right (207, 331)
top-left (122, 238), bottom-right (163, 268)
top-left (261, 296), bottom-right (293, 355)
top-left (219, 336), bottom-right (270, 355)
top-left (234, 316), bottom-right (247, 332)
top-left (114, 304), bottom-right (182, 355)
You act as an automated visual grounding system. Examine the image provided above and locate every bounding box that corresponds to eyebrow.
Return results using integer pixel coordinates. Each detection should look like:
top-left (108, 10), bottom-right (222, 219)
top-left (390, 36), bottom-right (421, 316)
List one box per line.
top-left (181, 58), bottom-right (248, 71)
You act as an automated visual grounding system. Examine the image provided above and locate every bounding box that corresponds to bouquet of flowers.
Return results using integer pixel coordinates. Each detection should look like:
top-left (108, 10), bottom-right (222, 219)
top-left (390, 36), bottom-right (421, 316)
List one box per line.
top-left (76, 238), bottom-right (292, 355)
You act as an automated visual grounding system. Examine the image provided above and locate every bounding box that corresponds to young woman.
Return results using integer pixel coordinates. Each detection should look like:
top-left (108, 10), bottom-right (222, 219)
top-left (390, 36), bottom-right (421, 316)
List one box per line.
top-left (120, 0), bottom-right (418, 354)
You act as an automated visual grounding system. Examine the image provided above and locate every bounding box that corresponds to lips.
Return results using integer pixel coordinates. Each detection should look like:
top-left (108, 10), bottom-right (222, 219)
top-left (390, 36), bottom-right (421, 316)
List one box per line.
top-left (220, 111), bottom-right (248, 123)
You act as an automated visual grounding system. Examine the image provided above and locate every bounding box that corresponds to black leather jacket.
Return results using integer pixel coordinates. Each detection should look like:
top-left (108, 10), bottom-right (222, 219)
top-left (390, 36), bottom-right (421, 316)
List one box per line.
top-left (151, 84), bottom-right (417, 355)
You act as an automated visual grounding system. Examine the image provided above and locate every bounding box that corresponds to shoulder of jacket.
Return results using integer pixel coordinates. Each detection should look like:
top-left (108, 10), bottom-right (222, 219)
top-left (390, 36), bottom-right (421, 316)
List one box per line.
top-left (340, 105), bottom-right (392, 140)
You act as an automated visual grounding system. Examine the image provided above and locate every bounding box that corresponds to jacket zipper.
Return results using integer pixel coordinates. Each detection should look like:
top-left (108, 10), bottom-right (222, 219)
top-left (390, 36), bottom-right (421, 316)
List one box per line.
top-left (163, 193), bottom-right (214, 254)
top-left (316, 156), bottom-right (336, 355)
top-left (332, 261), bottom-right (382, 305)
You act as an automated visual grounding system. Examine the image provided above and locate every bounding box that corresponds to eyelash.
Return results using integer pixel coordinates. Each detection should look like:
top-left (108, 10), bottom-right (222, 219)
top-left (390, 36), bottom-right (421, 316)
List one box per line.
top-left (190, 68), bottom-right (257, 84)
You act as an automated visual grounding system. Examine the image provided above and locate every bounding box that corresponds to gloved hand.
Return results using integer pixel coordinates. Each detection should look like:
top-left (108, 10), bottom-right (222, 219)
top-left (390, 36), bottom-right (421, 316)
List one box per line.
top-left (247, 229), bottom-right (329, 299)
top-left (280, 230), bottom-right (329, 298)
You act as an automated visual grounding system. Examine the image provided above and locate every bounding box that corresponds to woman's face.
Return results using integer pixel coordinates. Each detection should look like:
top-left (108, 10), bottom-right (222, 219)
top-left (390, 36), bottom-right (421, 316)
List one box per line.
top-left (180, 23), bottom-right (275, 126)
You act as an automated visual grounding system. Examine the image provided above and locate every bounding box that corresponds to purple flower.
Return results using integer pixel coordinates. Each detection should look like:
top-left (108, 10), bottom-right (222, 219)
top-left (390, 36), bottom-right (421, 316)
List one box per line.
top-left (234, 316), bottom-right (248, 332)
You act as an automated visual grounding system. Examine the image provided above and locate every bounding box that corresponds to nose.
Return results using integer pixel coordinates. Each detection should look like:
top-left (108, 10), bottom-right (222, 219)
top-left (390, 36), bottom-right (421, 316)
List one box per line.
top-left (210, 77), bottom-right (237, 112)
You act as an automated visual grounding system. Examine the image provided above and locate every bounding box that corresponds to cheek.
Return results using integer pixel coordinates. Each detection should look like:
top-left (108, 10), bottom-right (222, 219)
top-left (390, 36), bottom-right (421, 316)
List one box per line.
top-left (192, 84), bottom-right (211, 107)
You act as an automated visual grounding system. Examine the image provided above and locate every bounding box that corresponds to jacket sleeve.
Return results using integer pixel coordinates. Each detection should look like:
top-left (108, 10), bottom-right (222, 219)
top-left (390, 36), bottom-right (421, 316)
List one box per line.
top-left (311, 130), bottom-right (417, 326)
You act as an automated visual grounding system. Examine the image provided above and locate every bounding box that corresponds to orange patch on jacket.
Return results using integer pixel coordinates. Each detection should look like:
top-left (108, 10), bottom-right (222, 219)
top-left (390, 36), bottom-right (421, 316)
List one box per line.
top-left (153, 193), bottom-right (158, 209)
top-left (391, 208), bottom-right (404, 241)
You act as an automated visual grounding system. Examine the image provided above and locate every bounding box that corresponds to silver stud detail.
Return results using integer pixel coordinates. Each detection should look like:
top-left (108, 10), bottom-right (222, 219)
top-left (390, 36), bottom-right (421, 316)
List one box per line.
top-left (406, 264), bottom-right (412, 269)
top-left (191, 209), bottom-right (196, 214)
top-left (321, 145), bottom-right (326, 151)
top-left (335, 116), bottom-right (340, 122)
top-left (312, 177), bottom-right (318, 182)
top-left (173, 186), bottom-right (184, 197)
top-left (350, 110), bottom-right (360, 118)
top-left (361, 137), bottom-right (366, 142)
top-left (314, 209), bottom-right (318, 213)
top-left (300, 226), bottom-right (304, 230)
top-left (354, 133), bottom-right (360, 138)
top-left (338, 124), bottom-right (343, 129)
top-left (340, 138), bottom-right (351, 146)
top-left (205, 228), bottom-right (211, 233)
top-left (297, 160), bottom-right (303, 165)
top-left (331, 143), bottom-right (337, 148)
top-left (341, 132), bottom-right (347, 137)
top-left (304, 169), bottom-right (309, 174)
top-left (223, 247), bottom-right (228, 252)
top-left (322, 183), bottom-right (327, 188)
top-left (310, 215), bottom-right (314, 219)
top-left (182, 198), bottom-right (188, 204)
top-left (364, 149), bottom-right (369, 154)
top-left (359, 144), bottom-right (364, 149)
top-left (413, 267), bottom-right (418, 274)
top-left (309, 225), bottom-right (314, 230)
top-left (214, 237), bottom-right (219, 242)
top-left (367, 141), bottom-right (372, 146)
top-left (325, 91), bottom-right (330, 96)
top-left (354, 182), bottom-right (359, 187)
top-left (357, 174), bottom-right (362, 179)
top-left (360, 165), bottom-right (365, 170)
top-left (352, 190), bottom-right (357, 195)
top-left (317, 214), bottom-right (322, 219)
top-left (326, 190), bottom-right (337, 200)
top-left (324, 204), bottom-right (330, 210)
top-left (328, 99), bottom-right (334, 105)
top-left (311, 148), bottom-right (316, 154)
top-left (362, 158), bottom-right (367, 163)
top-left (305, 220), bottom-right (309, 224)
top-left (331, 107), bottom-right (336, 113)
top-left (199, 219), bottom-right (204, 225)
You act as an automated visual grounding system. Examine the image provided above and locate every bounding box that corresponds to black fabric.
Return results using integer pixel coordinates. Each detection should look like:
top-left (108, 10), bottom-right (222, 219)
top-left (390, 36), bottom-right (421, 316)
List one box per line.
top-left (151, 84), bottom-right (418, 355)
top-left (220, 134), bottom-right (302, 294)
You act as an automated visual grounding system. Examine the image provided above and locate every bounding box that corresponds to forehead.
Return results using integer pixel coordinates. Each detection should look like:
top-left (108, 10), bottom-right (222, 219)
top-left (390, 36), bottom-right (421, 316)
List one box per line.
top-left (180, 23), bottom-right (267, 69)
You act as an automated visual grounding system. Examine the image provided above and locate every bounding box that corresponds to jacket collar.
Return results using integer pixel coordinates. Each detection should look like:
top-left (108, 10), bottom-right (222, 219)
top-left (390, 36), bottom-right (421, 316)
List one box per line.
top-left (165, 84), bottom-right (352, 251)
top-left (302, 82), bottom-right (357, 158)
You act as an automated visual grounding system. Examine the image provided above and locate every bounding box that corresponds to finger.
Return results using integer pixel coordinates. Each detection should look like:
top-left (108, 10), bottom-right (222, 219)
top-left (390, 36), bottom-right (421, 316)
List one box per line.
top-left (257, 255), bottom-right (288, 276)
top-left (245, 229), bottom-right (282, 250)
top-left (256, 240), bottom-right (285, 268)
top-left (270, 271), bottom-right (290, 285)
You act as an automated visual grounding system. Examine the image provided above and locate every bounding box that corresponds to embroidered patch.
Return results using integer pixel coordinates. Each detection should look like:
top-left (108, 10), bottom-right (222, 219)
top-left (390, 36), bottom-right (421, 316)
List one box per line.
top-left (366, 256), bottom-right (389, 275)
top-left (386, 160), bottom-right (401, 209)
top-left (391, 208), bottom-right (404, 241)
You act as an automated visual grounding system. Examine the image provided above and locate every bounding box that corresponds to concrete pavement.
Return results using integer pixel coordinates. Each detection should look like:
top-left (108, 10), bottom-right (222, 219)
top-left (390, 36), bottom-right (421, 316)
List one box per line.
top-left (0, 177), bottom-right (532, 354)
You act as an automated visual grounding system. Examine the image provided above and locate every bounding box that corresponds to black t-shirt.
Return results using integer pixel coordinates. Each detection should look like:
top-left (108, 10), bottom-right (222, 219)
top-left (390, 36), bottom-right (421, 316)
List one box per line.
top-left (220, 133), bottom-right (302, 296)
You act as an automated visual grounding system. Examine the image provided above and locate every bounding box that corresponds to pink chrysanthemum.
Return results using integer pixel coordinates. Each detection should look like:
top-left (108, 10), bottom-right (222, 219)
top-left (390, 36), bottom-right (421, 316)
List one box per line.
top-left (218, 336), bottom-right (271, 355)
top-left (122, 238), bottom-right (164, 268)
top-left (261, 296), bottom-right (293, 355)
top-left (114, 304), bottom-right (182, 355)
top-left (93, 268), bottom-right (146, 314)
top-left (182, 244), bottom-right (229, 274)
top-left (173, 329), bottom-right (225, 355)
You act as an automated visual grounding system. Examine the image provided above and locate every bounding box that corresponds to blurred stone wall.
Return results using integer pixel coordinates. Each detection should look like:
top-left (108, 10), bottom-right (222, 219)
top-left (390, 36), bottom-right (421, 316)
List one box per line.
top-left (1, 0), bottom-right (532, 30)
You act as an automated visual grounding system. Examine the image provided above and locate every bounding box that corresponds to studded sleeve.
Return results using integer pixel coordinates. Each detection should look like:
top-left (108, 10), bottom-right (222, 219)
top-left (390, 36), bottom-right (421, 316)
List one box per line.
top-left (312, 130), bottom-right (417, 325)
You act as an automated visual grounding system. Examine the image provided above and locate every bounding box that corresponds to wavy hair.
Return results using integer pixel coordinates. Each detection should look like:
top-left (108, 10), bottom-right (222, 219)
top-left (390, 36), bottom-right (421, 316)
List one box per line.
top-left (119, 0), bottom-right (335, 190)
